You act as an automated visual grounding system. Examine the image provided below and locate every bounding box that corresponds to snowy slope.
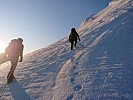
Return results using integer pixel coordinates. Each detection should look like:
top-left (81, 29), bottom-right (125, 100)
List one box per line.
top-left (0, 0), bottom-right (133, 100)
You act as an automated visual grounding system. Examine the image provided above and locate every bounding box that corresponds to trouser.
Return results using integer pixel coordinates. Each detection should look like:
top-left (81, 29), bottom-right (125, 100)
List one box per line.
top-left (71, 39), bottom-right (77, 50)
top-left (7, 59), bottom-right (18, 81)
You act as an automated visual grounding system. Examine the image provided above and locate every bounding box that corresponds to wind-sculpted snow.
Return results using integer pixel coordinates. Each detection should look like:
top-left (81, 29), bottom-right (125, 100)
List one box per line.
top-left (0, 0), bottom-right (133, 100)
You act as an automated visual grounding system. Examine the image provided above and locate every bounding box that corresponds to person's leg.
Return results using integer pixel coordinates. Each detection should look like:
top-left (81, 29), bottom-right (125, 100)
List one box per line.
top-left (7, 62), bottom-right (14, 79)
top-left (74, 39), bottom-right (77, 47)
top-left (7, 60), bottom-right (17, 83)
top-left (71, 41), bottom-right (74, 50)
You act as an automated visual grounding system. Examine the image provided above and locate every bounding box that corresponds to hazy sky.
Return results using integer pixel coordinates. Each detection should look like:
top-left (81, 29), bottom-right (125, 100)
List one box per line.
top-left (0, 0), bottom-right (110, 54)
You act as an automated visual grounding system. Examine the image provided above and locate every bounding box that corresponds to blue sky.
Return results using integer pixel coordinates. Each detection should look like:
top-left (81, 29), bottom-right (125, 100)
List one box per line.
top-left (0, 0), bottom-right (110, 54)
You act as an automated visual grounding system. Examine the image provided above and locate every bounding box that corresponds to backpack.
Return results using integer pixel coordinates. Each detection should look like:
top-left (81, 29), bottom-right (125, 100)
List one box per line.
top-left (5, 39), bottom-right (22, 58)
top-left (69, 32), bottom-right (77, 42)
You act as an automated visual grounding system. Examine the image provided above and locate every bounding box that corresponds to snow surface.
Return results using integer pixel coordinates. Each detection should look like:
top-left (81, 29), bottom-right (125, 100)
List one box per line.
top-left (0, 0), bottom-right (133, 100)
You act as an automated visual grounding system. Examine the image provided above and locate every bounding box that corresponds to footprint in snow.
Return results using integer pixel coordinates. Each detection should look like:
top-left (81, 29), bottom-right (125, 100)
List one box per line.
top-left (72, 66), bottom-right (76, 70)
top-left (73, 84), bottom-right (83, 92)
top-left (75, 62), bottom-right (78, 65)
top-left (66, 94), bottom-right (73, 100)
top-left (70, 77), bottom-right (75, 83)
top-left (73, 72), bottom-right (79, 76)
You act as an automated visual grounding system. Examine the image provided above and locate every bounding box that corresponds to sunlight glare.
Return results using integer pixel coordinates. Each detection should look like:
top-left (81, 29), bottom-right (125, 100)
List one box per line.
top-left (0, 41), bottom-right (7, 54)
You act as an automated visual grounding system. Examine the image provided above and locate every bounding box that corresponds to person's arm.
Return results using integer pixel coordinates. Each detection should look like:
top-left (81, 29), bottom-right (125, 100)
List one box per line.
top-left (76, 32), bottom-right (80, 41)
top-left (19, 44), bottom-right (24, 62)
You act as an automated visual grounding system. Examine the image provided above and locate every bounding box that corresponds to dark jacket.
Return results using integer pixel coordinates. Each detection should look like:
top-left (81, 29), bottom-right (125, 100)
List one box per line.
top-left (69, 28), bottom-right (80, 42)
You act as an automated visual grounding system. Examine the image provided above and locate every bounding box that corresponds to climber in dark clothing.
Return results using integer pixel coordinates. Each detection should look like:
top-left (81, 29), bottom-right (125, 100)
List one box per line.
top-left (5, 38), bottom-right (24, 84)
top-left (69, 28), bottom-right (80, 50)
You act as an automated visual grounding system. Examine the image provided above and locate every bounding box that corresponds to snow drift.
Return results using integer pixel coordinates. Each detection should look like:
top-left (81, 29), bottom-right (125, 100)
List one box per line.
top-left (0, 0), bottom-right (133, 100)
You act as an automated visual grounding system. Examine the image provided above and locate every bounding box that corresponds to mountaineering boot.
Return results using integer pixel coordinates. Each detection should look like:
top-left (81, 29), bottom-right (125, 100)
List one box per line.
top-left (7, 74), bottom-right (14, 84)
top-left (7, 78), bottom-right (12, 84)
top-left (12, 75), bottom-right (15, 79)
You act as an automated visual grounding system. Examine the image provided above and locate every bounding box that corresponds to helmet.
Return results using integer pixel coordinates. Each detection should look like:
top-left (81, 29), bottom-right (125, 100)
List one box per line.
top-left (18, 38), bottom-right (23, 42)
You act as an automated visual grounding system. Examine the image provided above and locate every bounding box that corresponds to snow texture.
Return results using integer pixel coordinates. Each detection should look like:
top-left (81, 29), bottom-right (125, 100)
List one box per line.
top-left (0, 0), bottom-right (133, 100)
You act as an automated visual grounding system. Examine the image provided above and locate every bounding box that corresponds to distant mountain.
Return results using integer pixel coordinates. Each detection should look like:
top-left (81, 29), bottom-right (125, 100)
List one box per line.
top-left (0, 0), bottom-right (132, 100)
